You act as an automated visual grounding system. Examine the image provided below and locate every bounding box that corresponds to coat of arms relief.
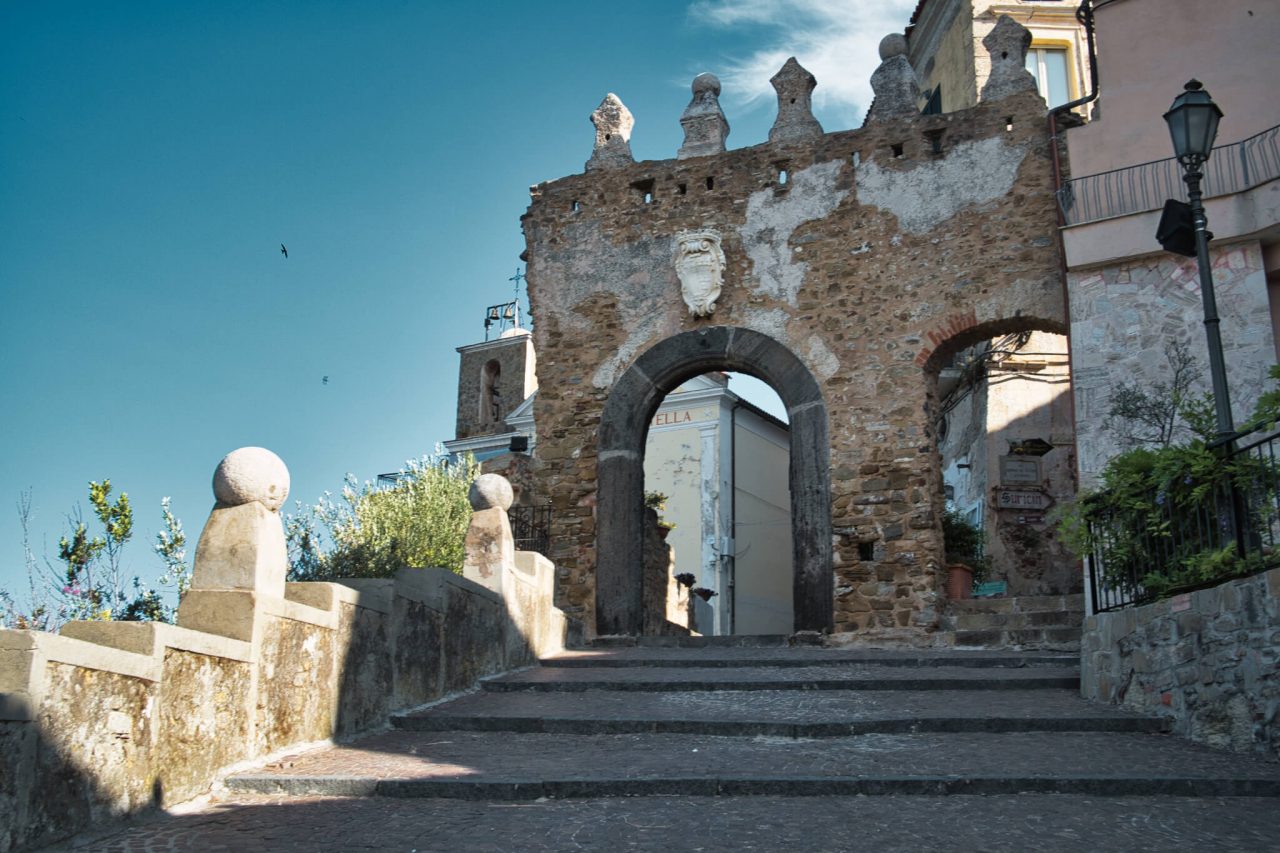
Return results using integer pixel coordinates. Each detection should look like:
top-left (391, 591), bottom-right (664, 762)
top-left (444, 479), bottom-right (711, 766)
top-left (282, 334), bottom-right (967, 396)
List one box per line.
top-left (673, 229), bottom-right (725, 317)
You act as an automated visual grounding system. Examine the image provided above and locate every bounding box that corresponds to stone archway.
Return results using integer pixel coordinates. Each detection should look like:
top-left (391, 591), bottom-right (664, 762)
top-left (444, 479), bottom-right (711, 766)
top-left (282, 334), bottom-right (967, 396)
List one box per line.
top-left (596, 326), bottom-right (831, 636)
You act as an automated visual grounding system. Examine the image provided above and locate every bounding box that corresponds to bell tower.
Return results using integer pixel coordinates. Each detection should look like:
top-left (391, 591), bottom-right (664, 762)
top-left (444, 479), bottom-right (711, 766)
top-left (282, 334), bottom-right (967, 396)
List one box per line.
top-left (453, 299), bottom-right (537, 440)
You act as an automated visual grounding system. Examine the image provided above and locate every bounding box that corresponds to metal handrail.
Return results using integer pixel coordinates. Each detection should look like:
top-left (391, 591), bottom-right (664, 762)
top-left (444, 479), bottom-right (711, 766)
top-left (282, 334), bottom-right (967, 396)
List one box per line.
top-left (1086, 420), bottom-right (1280, 613)
top-left (1058, 123), bottom-right (1280, 226)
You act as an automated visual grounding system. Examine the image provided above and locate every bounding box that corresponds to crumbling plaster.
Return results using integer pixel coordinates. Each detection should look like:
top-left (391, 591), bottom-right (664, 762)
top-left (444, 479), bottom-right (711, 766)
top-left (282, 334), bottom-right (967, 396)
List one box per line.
top-left (523, 85), bottom-right (1066, 636)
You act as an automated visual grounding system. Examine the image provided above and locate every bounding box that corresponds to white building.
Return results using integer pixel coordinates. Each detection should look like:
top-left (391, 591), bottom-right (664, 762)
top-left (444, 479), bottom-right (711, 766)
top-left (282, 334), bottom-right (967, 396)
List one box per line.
top-left (444, 326), bottom-right (791, 635)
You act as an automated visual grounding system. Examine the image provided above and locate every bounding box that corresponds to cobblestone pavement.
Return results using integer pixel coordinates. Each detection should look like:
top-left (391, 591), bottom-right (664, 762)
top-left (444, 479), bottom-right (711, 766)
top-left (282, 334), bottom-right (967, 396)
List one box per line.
top-left (229, 730), bottom-right (1280, 787)
top-left (396, 687), bottom-right (1159, 731)
top-left (489, 664), bottom-right (1081, 690)
top-left (545, 648), bottom-right (1076, 667)
top-left (49, 793), bottom-right (1280, 852)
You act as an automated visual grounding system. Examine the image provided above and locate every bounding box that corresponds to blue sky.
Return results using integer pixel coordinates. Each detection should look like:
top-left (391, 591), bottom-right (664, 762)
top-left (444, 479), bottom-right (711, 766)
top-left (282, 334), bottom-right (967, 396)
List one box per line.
top-left (0, 0), bottom-right (915, 605)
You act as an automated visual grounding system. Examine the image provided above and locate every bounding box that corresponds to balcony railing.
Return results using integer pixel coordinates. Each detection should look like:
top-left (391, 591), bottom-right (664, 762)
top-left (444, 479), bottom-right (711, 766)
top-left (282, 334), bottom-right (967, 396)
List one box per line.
top-left (1058, 123), bottom-right (1280, 226)
top-left (1087, 422), bottom-right (1280, 613)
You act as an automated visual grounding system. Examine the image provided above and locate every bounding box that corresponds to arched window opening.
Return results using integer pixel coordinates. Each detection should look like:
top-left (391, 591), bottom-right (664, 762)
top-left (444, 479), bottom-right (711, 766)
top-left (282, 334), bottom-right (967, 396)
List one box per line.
top-left (480, 359), bottom-right (502, 424)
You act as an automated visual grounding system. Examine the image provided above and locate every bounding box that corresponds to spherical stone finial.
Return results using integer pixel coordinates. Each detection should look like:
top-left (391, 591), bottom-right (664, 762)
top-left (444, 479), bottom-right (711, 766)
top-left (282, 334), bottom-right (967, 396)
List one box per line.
top-left (879, 33), bottom-right (908, 61)
top-left (469, 474), bottom-right (514, 511)
top-left (213, 447), bottom-right (290, 511)
top-left (691, 72), bottom-right (721, 97)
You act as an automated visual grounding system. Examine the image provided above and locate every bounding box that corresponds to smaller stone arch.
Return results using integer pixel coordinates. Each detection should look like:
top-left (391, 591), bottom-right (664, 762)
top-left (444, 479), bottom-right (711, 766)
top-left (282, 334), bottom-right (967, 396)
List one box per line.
top-left (923, 313), bottom-right (1078, 599)
top-left (596, 326), bottom-right (832, 636)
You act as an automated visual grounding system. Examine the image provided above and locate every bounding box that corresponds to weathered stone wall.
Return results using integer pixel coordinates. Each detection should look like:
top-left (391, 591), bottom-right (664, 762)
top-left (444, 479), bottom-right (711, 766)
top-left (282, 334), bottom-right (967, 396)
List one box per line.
top-left (1070, 241), bottom-right (1274, 485)
top-left (0, 568), bottom-right (561, 852)
top-left (0, 452), bottom-right (565, 852)
top-left (522, 86), bottom-right (1066, 635)
top-left (1081, 568), bottom-right (1280, 758)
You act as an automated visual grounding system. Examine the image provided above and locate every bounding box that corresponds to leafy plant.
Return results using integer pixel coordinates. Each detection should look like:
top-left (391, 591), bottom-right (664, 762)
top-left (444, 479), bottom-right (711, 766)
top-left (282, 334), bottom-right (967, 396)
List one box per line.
top-left (1057, 364), bottom-right (1280, 602)
top-left (644, 490), bottom-right (676, 530)
top-left (1140, 544), bottom-right (1265, 599)
top-left (286, 452), bottom-right (479, 581)
top-left (942, 505), bottom-right (990, 586)
top-left (154, 496), bottom-right (190, 599)
top-left (1103, 339), bottom-right (1211, 448)
top-left (3, 485), bottom-right (187, 629)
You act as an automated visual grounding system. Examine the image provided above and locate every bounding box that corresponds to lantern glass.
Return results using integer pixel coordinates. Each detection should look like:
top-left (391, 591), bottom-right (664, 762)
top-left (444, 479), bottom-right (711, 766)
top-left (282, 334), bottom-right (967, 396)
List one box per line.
top-left (1163, 80), bottom-right (1223, 164)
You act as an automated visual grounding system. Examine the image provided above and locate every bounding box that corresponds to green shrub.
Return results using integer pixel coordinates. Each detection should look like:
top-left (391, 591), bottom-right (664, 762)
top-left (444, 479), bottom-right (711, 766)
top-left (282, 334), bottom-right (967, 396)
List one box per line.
top-left (1054, 364), bottom-right (1280, 601)
top-left (942, 505), bottom-right (990, 586)
top-left (287, 453), bottom-right (479, 581)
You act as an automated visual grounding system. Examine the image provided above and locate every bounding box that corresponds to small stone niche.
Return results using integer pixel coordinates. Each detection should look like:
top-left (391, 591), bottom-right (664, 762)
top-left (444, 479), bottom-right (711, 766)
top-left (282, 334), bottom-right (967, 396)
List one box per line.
top-left (630, 178), bottom-right (656, 204)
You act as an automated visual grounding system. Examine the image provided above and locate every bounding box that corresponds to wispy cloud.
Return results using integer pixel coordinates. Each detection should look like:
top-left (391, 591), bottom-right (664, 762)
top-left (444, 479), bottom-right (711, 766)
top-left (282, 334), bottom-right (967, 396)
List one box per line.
top-left (688, 0), bottom-right (919, 127)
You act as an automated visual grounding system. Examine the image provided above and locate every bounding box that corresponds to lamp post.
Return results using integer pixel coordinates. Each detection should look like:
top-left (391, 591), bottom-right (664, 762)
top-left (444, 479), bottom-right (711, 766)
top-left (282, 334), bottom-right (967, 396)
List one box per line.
top-left (1163, 79), bottom-right (1236, 446)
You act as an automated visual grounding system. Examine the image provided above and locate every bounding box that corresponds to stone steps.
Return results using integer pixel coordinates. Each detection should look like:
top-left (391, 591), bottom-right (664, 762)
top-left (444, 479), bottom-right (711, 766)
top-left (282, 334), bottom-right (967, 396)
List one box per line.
top-left (946, 594), bottom-right (1085, 651)
top-left (482, 664), bottom-right (1081, 692)
top-left (226, 729), bottom-right (1280, 799)
top-left (224, 645), bottom-right (1280, 806)
top-left (542, 648), bottom-right (1079, 668)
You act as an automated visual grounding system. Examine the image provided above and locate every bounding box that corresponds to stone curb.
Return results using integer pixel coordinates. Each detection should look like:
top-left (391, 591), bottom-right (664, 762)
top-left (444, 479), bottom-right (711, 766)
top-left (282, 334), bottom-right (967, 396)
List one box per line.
top-left (482, 676), bottom-right (1082, 692)
top-left (390, 714), bottom-right (1169, 737)
top-left (225, 774), bottom-right (1280, 799)
top-left (542, 654), bottom-right (1078, 669)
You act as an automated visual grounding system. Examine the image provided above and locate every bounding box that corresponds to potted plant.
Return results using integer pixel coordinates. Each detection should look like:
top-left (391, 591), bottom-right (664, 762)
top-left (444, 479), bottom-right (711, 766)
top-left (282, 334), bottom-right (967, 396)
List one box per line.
top-left (942, 505), bottom-right (990, 600)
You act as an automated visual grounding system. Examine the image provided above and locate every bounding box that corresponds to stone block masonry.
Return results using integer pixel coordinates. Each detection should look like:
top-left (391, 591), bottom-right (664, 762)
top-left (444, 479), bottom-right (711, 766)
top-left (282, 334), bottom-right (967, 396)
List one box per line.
top-left (521, 43), bottom-right (1067, 637)
top-left (1081, 567), bottom-right (1280, 758)
top-left (0, 450), bottom-right (565, 852)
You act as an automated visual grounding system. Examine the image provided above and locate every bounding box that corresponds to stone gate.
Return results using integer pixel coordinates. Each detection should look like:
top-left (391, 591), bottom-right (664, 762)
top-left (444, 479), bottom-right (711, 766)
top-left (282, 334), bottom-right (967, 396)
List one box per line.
top-left (521, 24), bottom-right (1068, 637)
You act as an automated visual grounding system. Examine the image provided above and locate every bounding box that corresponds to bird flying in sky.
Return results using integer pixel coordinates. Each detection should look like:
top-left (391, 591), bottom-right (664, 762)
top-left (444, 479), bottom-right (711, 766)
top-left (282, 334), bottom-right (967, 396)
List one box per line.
top-left (322, 376), bottom-right (329, 385)
top-left (280, 243), bottom-right (288, 258)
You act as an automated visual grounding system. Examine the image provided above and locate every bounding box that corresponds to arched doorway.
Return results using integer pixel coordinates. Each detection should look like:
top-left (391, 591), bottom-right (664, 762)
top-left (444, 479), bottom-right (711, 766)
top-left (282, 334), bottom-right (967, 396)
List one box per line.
top-left (596, 326), bottom-right (831, 636)
top-left (923, 320), bottom-right (1079, 599)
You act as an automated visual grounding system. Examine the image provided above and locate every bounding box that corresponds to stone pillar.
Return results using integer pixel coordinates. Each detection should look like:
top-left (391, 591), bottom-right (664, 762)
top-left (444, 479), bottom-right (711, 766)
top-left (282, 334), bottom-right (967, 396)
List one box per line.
top-left (678, 73), bottom-right (729, 159)
top-left (463, 474), bottom-right (515, 593)
top-left (767, 57), bottom-right (823, 145)
top-left (980, 15), bottom-right (1038, 103)
top-left (177, 447), bottom-right (290, 641)
top-left (866, 34), bottom-right (920, 123)
top-left (585, 93), bottom-right (635, 172)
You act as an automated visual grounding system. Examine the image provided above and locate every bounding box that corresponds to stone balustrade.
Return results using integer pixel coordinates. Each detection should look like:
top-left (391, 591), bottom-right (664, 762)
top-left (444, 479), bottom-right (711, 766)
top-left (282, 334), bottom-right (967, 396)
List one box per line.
top-left (0, 448), bottom-right (565, 852)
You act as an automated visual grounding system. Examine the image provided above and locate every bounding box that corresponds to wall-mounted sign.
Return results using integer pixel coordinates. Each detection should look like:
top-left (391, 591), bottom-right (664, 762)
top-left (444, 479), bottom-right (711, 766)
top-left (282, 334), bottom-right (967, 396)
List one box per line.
top-left (995, 488), bottom-right (1053, 511)
top-left (1010, 437), bottom-right (1055, 457)
top-left (999, 456), bottom-right (1041, 485)
top-left (652, 409), bottom-right (696, 428)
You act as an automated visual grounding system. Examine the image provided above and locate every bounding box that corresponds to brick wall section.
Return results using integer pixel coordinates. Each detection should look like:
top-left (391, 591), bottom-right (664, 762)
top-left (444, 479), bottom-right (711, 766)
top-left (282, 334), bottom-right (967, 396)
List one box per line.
top-left (1081, 568), bottom-right (1280, 758)
top-left (522, 88), bottom-right (1067, 634)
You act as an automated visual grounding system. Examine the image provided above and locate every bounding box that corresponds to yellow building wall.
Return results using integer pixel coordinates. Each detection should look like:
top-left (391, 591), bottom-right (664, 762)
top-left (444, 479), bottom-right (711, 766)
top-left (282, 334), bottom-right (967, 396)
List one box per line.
top-left (644, 420), bottom-right (707, 592)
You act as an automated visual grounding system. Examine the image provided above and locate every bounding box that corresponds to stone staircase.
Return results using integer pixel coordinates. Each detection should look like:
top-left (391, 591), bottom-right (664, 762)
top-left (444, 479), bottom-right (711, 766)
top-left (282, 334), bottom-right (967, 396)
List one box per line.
top-left (227, 640), bottom-right (1280, 808)
top-left (945, 594), bottom-right (1085, 651)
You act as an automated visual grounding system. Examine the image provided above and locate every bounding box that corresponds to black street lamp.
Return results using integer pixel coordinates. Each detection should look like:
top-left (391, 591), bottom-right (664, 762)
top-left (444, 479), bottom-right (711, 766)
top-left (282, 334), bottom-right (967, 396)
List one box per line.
top-left (1163, 80), bottom-right (1235, 446)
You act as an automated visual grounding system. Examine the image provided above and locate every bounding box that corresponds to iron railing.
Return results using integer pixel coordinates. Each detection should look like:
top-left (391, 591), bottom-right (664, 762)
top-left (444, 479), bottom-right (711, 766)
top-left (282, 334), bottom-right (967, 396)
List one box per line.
top-left (509, 505), bottom-right (552, 558)
top-left (1087, 422), bottom-right (1280, 612)
top-left (1058, 123), bottom-right (1280, 226)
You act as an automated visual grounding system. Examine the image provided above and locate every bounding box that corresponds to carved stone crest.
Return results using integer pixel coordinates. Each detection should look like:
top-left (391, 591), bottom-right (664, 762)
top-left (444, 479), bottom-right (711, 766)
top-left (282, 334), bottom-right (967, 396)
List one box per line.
top-left (673, 229), bottom-right (725, 317)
